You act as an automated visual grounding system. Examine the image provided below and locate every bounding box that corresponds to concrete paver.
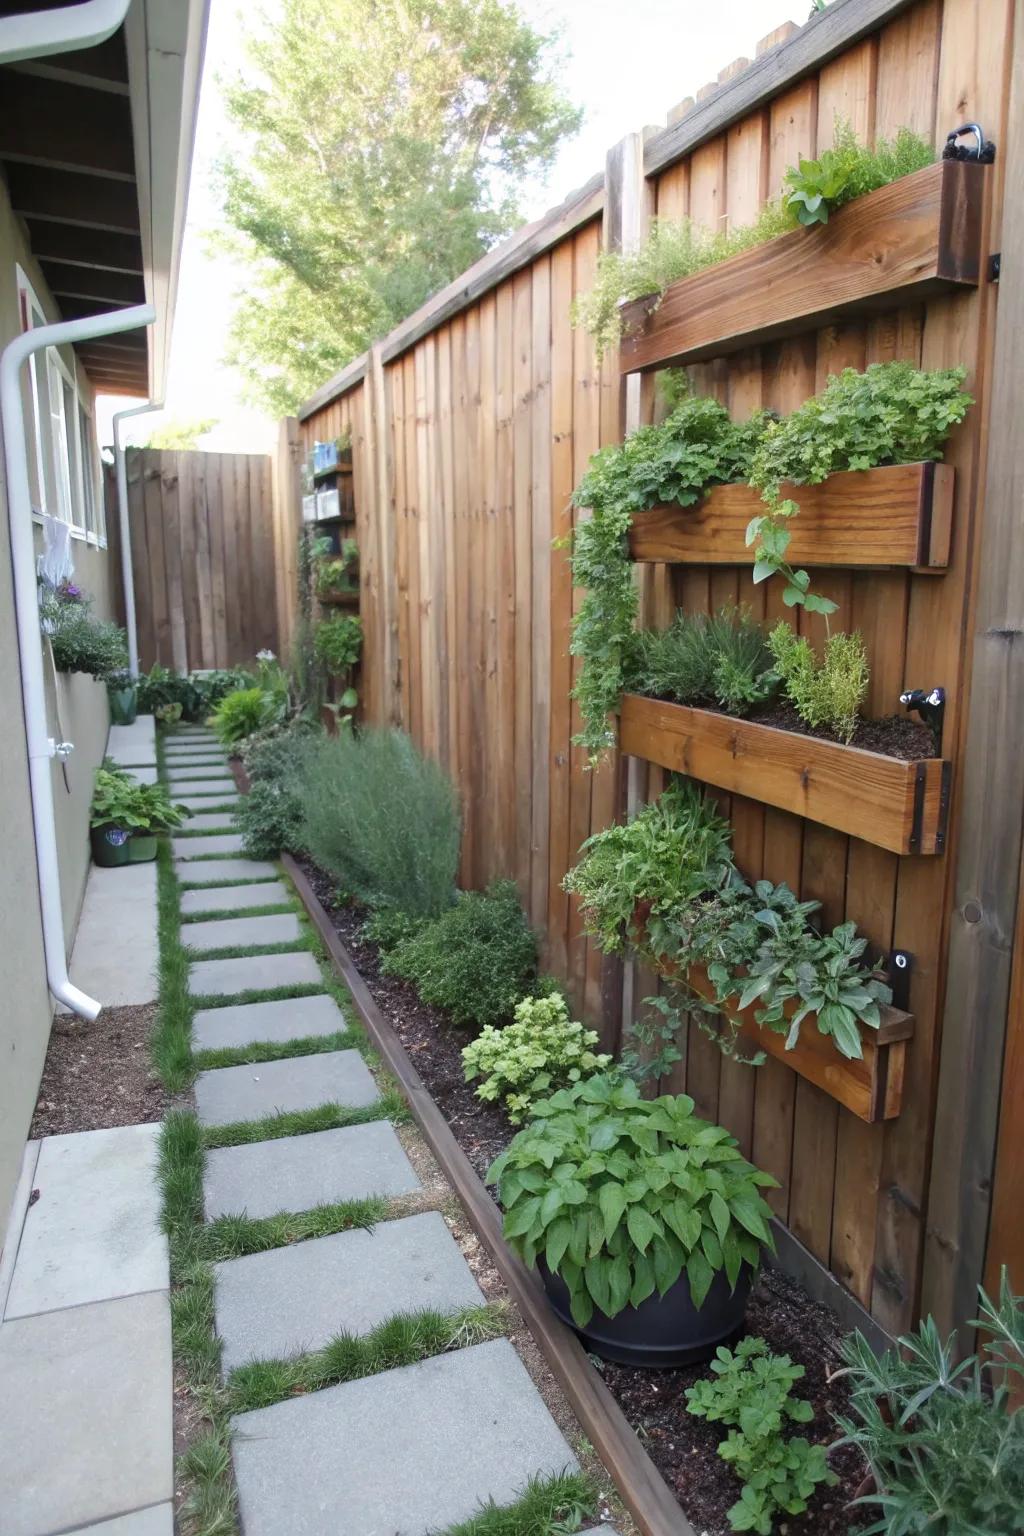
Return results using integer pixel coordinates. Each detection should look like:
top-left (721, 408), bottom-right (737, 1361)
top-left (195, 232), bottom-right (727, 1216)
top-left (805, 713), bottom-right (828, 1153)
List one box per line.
top-left (186, 912), bottom-right (302, 952)
top-left (58, 862), bottom-right (158, 1010)
top-left (69, 1505), bottom-right (175, 1535)
top-left (189, 950), bottom-right (320, 997)
top-left (172, 833), bottom-right (245, 858)
top-left (195, 1048), bottom-right (377, 1126)
top-left (181, 810), bottom-right (239, 830)
top-left (175, 857), bottom-right (278, 884)
top-left (204, 1122), bottom-right (420, 1219)
top-left (180, 880), bottom-right (290, 914)
top-left (192, 993), bottom-right (348, 1051)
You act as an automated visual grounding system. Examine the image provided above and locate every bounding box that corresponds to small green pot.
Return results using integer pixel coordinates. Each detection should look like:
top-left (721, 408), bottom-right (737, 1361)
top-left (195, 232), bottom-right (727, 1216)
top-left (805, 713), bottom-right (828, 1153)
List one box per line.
top-left (128, 832), bottom-right (158, 863)
top-left (108, 686), bottom-right (138, 726)
top-left (91, 823), bottom-right (132, 867)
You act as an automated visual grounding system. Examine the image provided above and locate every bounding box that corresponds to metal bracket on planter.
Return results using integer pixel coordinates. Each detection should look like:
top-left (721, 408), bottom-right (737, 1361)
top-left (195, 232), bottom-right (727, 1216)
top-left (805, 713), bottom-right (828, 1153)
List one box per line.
top-left (990, 252), bottom-right (1001, 282)
top-left (942, 122), bottom-right (996, 162)
top-left (900, 686), bottom-right (946, 756)
top-left (889, 950), bottom-right (914, 1013)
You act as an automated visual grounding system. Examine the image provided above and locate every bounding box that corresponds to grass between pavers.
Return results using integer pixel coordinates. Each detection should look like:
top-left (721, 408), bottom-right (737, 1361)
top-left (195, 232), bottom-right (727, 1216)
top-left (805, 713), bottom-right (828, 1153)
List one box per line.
top-left (175, 825), bottom-right (242, 839)
top-left (185, 938), bottom-right (315, 964)
top-left (193, 1030), bottom-right (359, 1071)
top-left (437, 1473), bottom-right (602, 1536)
top-left (202, 1093), bottom-right (410, 1149)
top-left (178, 874), bottom-right (281, 891)
top-left (181, 903), bottom-right (295, 924)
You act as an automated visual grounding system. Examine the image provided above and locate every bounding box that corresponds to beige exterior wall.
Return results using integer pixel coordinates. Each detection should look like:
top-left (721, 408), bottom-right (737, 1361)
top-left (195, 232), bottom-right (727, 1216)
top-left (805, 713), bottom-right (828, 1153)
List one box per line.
top-left (0, 168), bottom-right (120, 1241)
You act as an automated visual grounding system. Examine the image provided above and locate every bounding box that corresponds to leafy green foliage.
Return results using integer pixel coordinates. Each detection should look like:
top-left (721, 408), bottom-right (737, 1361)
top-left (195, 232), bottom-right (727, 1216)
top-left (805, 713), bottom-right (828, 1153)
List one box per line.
top-left (218, 0), bottom-right (581, 412)
top-left (685, 1337), bottom-right (836, 1534)
top-left (833, 1272), bottom-right (1024, 1535)
top-left (767, 622), bottom-right (869, 744)
top-left (570, 397), bottom-right (766, 756)
top-left (383, 880), bottom-right (539, 1030)
top-left (562, 781), bottom-right (733, 955)
top-left (461, 992), bottom-right (611, 1122)
top-left (136, 416), bottom-right (217, 450)
top-left (42, 590), bottom-right (128, 678)
top-left (208, 686), bottom-right (284, 747)
top-left (784, 122), bottom-right (934, 227)
top-left (362, 905), bottom-right (427, 954)
top-left (139, 664), bottom-right (254, 722)
top-left (314, 613), bottom-right (363, 674)
top-left (237, 779), bottom-right (305, 858)
top-left (91, 767), bottom-right (190, 834)
top-left (316, 539), bottom-right (360, 597)
top-left (630, 607), bottom-right (777, 717)
top-left (619, 993), bottom-right (685, 1084)
top-left (299, 727), bottom-right (461, 917)
top-left (489, 1075), bottom-right (776, 1325)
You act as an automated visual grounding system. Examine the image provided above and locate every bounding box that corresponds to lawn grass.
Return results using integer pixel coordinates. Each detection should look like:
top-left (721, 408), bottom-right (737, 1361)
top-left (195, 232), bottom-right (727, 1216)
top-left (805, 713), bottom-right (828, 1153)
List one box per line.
top-left (438, 1473), bottom-right (601, 1536)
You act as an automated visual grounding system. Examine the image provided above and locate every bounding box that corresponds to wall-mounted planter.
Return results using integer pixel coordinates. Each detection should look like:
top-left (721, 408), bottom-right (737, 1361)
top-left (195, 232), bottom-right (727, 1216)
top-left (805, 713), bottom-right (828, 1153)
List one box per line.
top-left (318, 588), bottom-right (360, 608)
top-left (619, 693), bottom-right (951, 855)
top-left (628, 461), bottom-right (954, 571)
top-left (619, 161), bottom-right (985, 373)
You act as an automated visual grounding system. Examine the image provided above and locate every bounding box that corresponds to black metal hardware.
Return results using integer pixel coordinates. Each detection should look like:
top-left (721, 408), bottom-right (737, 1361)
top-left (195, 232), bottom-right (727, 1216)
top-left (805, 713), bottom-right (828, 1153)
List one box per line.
top-left (888, 950), bottom-right (914, 1012)
top-left (900, 685), bottom-right (946, 756)
top-left (942, 123), bottom-right (996, 162)
top-left (989, 252), bottom-right (1001, 282)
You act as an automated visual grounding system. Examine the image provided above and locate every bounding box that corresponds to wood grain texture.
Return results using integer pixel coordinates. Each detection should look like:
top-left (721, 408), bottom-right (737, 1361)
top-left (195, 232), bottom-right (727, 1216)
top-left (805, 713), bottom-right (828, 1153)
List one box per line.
top-left (628, 461), bottom-right (953, 569)
top-left (619, 162), bottom-right (986, 373)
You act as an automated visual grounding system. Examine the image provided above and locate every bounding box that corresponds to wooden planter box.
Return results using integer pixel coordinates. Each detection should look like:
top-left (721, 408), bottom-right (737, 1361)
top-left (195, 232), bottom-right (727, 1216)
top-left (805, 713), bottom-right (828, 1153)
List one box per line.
top-left (619, 693), bottom-right (951, 855)
top-left (619, 161), bottom-right (985, 373)
top-left (628, 461), bottom-right (954, 571)
top-left (318, 588), bottom-right (359, 608)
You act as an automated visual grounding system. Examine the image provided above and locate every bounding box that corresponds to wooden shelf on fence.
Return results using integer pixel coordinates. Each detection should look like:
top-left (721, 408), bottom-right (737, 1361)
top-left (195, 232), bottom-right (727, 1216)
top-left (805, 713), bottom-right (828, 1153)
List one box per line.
top-left (313, 463), bottom-right (354, 481)
top-left (619, 161), bottom-right (985, 374)
top-left (318, 589), bottom-right (360, 608)
top-left (628, 461), bottom-right (954, 571)
top-left (619, 693), bottom-right (951, 855)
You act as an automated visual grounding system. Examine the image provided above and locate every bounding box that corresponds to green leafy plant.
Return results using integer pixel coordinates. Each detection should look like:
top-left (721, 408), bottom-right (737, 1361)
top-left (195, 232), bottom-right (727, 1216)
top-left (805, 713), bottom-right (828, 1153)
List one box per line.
top-left (630, 607), bottom-right (777, 717)
top-left (784, 121), bottom-right (934, 227)
top-left (563, 781), bottom-right (733, 957)
top-left (316, 539), bottom-right (360, 598)
top-left (91, 767), bottom-right (189, 834)
top-left (619, 993), bottom-right (685, 1085)
top-left (299, 727), bottom-right (461, 918)
top-left (462, 993), bottom-right (611, 1123)
top-left (237, 779), bottom-right (306, 859)
top-left (44, 598), bottom-right (128, 678)
top-left (488, 1075), bottom-right (776, 1326)
top-left (767, 622), bottom-right (869, 744)
top-left (138, 664), bottom-right (254, 722)
top-left (685, 1337), bottom-right (836, 1533)
top-left (208, 686), bottom-right (283, 747)
top-left (570, 397), bottom-right (766, 755)
top-left (314, 613), bottom-right (363, 676)
top-left (833, 1271), bottom-right (1024, 1535)
top-left (382, 880), bottom-right (539, 1031)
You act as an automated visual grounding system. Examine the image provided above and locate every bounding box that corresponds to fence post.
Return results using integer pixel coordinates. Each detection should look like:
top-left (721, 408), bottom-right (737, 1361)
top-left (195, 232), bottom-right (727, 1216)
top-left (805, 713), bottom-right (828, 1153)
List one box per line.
top-left (365, 343), bottom-right (401, 727)
top-left (271, 415), bottom-right (302, 661)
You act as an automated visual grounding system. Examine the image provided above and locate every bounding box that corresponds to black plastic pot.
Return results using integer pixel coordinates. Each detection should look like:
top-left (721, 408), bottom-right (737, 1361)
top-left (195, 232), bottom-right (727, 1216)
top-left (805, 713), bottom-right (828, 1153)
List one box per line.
top-left (90, 823), bottom-right (132, 868)
top-left (128, 833), bottom-right (158, 863)
top-left (538, 1258), bottom-right (753, 1368)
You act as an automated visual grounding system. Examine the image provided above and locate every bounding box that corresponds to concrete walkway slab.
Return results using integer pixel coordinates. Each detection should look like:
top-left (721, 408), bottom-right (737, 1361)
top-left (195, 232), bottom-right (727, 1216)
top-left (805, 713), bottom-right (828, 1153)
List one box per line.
top-left (215, 1212), bottom-right (483, 1374)
top-left (125, 765), bottom-right (159, 786)
top-left (5, 1124), bottom-right (167, 1319)
top-left (204, 1122), bottom-right (420, 1219)
top-left (69, 1505), bottom-right (175, 1535)
top-left (190, 950), bottom-right (320, 998)
top-left (172, 833), bottom-right (245, 858)
top-left (163, 749), bottom-right (229, 762)
top-left (106, 742), bottom-right (158, 767)
top-left (176, 857), bottom-right (278, 884)
top-left (181, 880), bottom-right (290, 915)
top-left (193, 993), bottom-right (348, 1051)
top-left (0, 1291), bottom-right (172, 1536)
top-left (186, 911), bottom-right (302, 952)
top-left (231, 1338), bottom-right (577, 1536)
top-left (109, 716), bottom-right (156, 751)
top-left (183, 810), bottom-right (239, 831)
top-left (58, 862), bottom-right (159, 1010)
top-left (178, 792), bottom-right (241, 810)
top-left (195, 1048), bottom-right (378, 1126)
top-left (167, 766), bottom-right (236, 783)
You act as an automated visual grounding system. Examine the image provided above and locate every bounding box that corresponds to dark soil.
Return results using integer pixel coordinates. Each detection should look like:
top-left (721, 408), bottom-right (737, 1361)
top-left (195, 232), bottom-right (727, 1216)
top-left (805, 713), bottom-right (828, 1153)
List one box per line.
top-left (644, 691), bottom-right (936, 760)
top-left (299, 854), bottom-right (871, 1533)
top-left (31, 1002), bottom-right (168, 1137)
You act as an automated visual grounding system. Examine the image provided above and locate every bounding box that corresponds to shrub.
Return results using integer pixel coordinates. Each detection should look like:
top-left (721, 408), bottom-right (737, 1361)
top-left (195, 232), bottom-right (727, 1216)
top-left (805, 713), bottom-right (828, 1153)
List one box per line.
top-left (46, 604), bottom-right (128, 678)
top-left (362, 906), bottom-right (426, 954)
top-left (767, 622), bottom-right (869, 745)
top-left (314, 614), bottom-right (362, 675)
top-left (237, 779), bottom-right (306, 859)
top-left (631, 607), bottom-right (776, 717)
top-left (138, 664), bottom-right (253, 721)
top-left (489, 1074), bottom-right (777, 1327)
top-left (461, 994), bottom-right (611, 1123)
top-left (685, 1337), bottom-right (836, 1534)
top-left (382, 880), bottom-right (539, 1030)
top-left (833, 1272), bottom-right (1024, 1535)
top-left (298, 728), bottom-right (461, 918)
top-left (208, 687), bottom-right (282, 748)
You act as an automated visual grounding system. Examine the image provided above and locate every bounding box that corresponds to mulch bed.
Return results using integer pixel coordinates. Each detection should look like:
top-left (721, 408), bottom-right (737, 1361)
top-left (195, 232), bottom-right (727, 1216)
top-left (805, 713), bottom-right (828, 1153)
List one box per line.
top-left (31, 1003), bottom-right (169, 1138)
top-left (297, 854), bottom-right (872, 1534)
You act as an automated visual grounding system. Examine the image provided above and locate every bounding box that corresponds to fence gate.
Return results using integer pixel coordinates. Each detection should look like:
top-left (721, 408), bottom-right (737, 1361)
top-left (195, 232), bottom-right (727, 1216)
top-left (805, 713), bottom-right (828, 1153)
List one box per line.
top-left (109, 447), bottom-right (278, 672)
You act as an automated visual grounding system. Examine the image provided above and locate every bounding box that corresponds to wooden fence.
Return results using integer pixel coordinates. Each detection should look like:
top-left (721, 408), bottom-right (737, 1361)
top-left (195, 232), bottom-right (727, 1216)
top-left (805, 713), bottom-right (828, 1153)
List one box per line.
top-left (112, 447), bottom-right (278, 672)
top-left (278, 0), bottom-right (1023, 1340)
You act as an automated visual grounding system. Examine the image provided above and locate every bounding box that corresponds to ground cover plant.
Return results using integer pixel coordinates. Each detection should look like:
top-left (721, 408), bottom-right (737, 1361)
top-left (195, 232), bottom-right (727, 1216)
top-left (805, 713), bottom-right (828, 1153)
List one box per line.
top-left (489, 1074), bottom-right (776, 1328)
top-left (573, 123), bottom-right (935, 356)
top-left (462, 992), bottom-right (611, 1122)
top-left (299, 727), bottom-right (461, 918)
top-left (382, 880), bottom-right (540, 1031)
top-left (685, 1336), bottom-right (836, 1533)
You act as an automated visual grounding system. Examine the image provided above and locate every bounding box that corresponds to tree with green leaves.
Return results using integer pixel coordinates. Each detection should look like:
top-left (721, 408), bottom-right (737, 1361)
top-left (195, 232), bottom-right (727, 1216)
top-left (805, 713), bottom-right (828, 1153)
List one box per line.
top-left (218, 0), bottom-right (581, 413)
top-left (135, 417), bottom-right (218, 450)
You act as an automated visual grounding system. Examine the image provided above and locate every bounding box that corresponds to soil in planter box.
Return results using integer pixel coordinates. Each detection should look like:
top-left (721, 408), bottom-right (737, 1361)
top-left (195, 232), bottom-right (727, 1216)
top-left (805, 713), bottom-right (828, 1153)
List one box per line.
top-left (642, 692), bottom-right (937, 760)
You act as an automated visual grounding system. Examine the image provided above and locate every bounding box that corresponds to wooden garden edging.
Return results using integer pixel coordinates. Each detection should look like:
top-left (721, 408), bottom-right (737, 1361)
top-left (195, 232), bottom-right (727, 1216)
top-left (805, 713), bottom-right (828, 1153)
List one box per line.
top-left (281, 852), bottom-right (695, 1536)
top-left (628, 462), bottom-right (954, 571)
top-left (618, 161), bottom-right (985, 373)
top-left (619, 693), bottom-right (951, 856)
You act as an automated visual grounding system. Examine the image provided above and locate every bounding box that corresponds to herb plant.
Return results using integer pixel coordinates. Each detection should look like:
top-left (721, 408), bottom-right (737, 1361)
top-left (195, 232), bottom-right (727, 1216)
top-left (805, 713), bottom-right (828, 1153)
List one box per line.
top-left (314, 614), bottom-right (362, 675)
top-left (784, 122), bottom-right (934, 227)
top-left (685, 1337), bottom-right (836, 1534)
top-left (462, 993), bottom-right (612, 1123)
top-left (382, 880), bottom-right (539, 1030)
top-left (237, 779), bottom-right (306, 859)
top-left (630, 607), bottom-right (777, 717)
top-left (833, 1272), bottom-right (1024, 1535)
top-left (767, 622), bottom-right (869, 744)
top-left (488, 1075), bottom-right (776, 1326)
top-left (45, 604), bottom-right (128, 678)
top-left (316, 538), bottom-right (360, 598)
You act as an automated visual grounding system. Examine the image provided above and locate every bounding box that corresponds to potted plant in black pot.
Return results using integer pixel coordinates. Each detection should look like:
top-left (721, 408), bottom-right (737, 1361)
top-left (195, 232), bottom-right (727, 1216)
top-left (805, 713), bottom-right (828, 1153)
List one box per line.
top-left (488, 1073), bottom-right (777, 1366)
top-left (105, 667), bottom-right (138, 725)
top-left (90, 768), bottom-right (190, 866)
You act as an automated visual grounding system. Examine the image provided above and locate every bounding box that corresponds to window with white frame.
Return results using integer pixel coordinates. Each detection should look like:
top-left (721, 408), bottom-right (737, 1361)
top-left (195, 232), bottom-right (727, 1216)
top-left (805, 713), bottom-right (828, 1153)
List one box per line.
top-left (78, 398), bottom-right (105, 544)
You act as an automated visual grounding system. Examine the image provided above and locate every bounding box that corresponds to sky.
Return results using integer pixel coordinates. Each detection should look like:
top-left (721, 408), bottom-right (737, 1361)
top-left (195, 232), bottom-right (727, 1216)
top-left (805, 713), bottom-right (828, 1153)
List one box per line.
top-left (97, 0), bottom-right (797, 453)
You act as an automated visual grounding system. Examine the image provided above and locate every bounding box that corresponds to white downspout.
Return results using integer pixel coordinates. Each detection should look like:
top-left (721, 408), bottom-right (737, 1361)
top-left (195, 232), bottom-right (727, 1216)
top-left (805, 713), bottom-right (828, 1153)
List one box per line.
top-left (113, 400), bottom-right (162, 679)
top-left (1, 304), bottom-right (156, 1021)
top-left (0, 0), bottom-right (130, 64)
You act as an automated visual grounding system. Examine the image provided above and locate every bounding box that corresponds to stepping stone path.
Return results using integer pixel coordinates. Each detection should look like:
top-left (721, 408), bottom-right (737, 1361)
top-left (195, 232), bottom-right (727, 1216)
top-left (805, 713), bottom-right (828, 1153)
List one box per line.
top-left (158, 731), bottom-right (582, 1534)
